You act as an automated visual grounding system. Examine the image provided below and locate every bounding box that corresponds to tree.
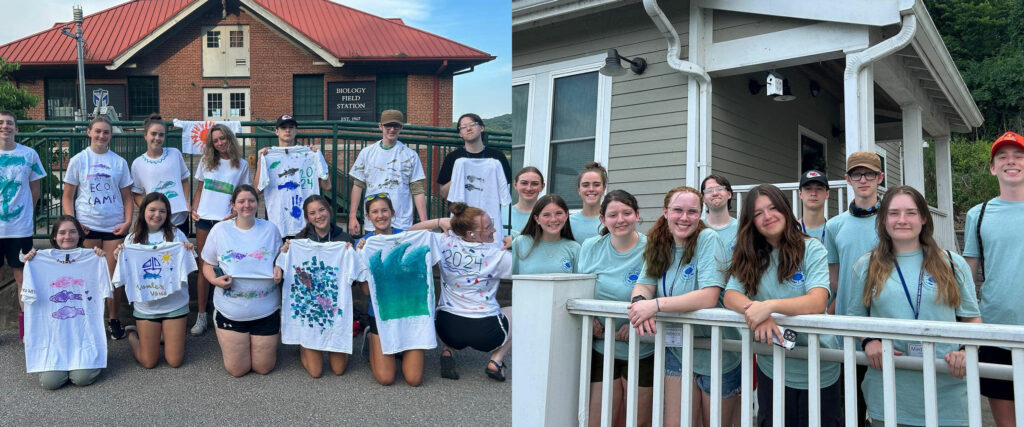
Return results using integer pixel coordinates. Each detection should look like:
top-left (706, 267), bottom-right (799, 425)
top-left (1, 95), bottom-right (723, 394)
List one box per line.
top-left (0, 58), bottom-right (38, 119)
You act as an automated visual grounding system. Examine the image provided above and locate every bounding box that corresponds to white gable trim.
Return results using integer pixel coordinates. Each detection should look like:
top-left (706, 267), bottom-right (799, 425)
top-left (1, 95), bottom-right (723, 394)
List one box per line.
top-left (107, 0), bottom-right (212, 70)
top-left (238, 0), bottom-right (343, 67)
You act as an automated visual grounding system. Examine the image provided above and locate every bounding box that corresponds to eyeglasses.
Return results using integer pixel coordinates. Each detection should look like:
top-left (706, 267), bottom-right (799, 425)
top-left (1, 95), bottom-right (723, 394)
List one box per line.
top-left (457, 123), bottom-right (479, 131)
top-left (382, 124), bottom-right (402, 130)
top-left (702, 185), bottom-right (728, 195)
top-left (848, 171), bottom-right (879, 181)
top-left (365, 193), bottom-right (390, 201)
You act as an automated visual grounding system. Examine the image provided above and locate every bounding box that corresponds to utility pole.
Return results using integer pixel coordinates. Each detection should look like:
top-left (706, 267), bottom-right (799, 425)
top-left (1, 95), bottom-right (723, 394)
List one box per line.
top-left (60, 5), bottom-right (87, 121)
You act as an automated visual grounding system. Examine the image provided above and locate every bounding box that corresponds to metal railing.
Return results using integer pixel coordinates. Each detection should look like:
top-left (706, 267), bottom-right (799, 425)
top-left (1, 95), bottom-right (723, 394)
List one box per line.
top-left (511, 274), bottom-right (1024, 427)
top-left (18, 120), bottom-right (511, 239)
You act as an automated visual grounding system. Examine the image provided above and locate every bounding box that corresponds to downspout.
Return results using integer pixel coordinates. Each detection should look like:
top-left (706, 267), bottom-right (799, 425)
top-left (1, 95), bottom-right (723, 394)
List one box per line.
top-left (843, 13), bottom-right (917, 153)
top-left (433, 60), bottom-right (448, 127)
top-left (643, 0), bottom-right (711, 187)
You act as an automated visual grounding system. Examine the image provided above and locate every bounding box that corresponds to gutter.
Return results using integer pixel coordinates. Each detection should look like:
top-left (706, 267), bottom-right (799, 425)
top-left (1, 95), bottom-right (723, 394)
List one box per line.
top-left (643, 0), bottom-right (711, 186)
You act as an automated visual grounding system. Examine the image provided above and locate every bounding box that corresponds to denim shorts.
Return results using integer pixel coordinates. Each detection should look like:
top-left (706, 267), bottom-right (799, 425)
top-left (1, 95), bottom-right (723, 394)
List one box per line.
top-left (665, 350), bottom-right (743, 398)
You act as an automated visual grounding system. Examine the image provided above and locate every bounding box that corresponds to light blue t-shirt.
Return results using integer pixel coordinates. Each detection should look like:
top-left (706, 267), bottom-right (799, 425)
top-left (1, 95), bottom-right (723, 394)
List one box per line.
top-left (847, 250), bottom-right (980, 426)
top-left (824, 210), bottom-right (879, 316)
top-left (579, 232), bottom-right (652, 360)
top-left (963, 197), bottom-right (1024, 326)
top-left (800, 218), bottom-right (826, 243)
top-left (725, 238), bottom-right (840, 389)
top-left (709, 217), bottom-right (739, 252)
top-left (570, 212), bottom-right (602, 244)
top-left (512, 235), bottom-right (581, 274)
top-left (638, 229), bottom-right (740, 376)
top-left (503, 206), bottom-right (531, 237)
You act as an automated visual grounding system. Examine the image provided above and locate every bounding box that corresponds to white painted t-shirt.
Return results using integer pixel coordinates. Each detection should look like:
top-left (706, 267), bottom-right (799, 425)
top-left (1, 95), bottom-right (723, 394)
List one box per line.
top-left (0, 144), bottom-right (45, 238)
top-left (277, 239), bottom-right (366, 353)
top-left (21, 248), bottom-right (112, 373)
top-left (194, 157), bottom-right (250, 221)
top-left (64, 148), bottom-right (133, 232)
top-left (349, 140), bottom-right (426, 230)
top-left (118, 229), bottom-right (194, 315)
top-left (361, 230), bottom-right (443, 354)
top-left (131, 148), bottom-right (191, 225)
top-left (201, 219), bottom-right (282, 321)
top-left (257, 146), bottom-right (329, 236)
top-left (435, 233), bottom-right (513, 318)
top-left (113, 239), bottom-right (197, 314)
top-left (446, 157), bottom-right (511, 243)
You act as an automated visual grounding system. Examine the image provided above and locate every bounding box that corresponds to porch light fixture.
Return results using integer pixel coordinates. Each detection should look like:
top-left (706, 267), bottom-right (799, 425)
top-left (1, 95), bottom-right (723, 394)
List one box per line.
top-left (599, 49), bottom-right (647, 77)
top-left (748, 71), bottom-right (796, 102)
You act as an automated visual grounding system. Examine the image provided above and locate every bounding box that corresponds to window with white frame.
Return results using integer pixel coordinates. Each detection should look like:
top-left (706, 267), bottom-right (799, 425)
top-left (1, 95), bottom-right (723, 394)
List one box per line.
top-left (512, 54), bottom-right (611, 210)
top-left (202, 25), bottom-right (249, 78)
top-left (511, 84), bottom-right (529, 176)
top-left (799, 126), bottom-right (827, 177)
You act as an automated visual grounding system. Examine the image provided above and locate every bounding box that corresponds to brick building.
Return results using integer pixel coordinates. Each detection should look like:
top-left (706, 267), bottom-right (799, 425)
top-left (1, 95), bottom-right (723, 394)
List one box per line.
top-left (0, 0), bottom-right (494, 126)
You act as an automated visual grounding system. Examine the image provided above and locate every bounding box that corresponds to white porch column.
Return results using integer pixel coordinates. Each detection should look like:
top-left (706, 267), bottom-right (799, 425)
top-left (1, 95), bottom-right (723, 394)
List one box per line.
top-left (843, 59), bottom-right (876, 154)
top-left (902, 104), bottom-right (926, 192)
top-left (511, 273), bottom-right (596, 427)
top-left (935, 134), bottom-right (953, 213)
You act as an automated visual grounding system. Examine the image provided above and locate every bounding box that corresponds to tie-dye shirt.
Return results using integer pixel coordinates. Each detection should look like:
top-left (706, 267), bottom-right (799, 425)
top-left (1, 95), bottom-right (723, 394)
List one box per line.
top-left (201, 219), bottom-right (282, 321)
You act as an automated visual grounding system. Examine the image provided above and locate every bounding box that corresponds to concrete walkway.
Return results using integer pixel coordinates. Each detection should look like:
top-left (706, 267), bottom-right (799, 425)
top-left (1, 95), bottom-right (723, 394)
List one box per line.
top-left (0, 330), bottom-right (511, 424)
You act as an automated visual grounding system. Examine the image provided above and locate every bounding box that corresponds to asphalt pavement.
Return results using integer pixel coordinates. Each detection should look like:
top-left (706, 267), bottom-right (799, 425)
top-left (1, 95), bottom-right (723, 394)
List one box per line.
top-left (0, 329), bottom-right (511, 425)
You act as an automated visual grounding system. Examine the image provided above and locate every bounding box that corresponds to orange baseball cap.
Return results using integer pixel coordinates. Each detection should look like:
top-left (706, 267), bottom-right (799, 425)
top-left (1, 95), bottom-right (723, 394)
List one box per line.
top-left (991, 131), bottom-right (1024, 160)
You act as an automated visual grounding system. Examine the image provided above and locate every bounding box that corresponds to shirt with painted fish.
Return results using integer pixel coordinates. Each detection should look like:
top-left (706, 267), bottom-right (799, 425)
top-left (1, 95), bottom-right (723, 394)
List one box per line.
top-left (201, 218), bottom-right (282, 321)
top-left (0, 143), bottom-right (45, 238)
top-left (64, 148), bottom-right (133, 232)
top-left (130, 147), bottom-right (191, 225)
top-left (194, 157), bottom-right (250, 221)
top-left (349, 140), bottom-right (426, 230)
top-left (21, 248), bottom-right (112, 373)
top-left (257, 146), bottom-right (329, 237)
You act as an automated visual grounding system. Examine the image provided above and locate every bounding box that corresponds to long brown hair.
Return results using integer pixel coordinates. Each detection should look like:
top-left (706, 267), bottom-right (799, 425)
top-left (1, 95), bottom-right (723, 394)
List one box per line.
top-left (131, 192), bottom-right (175, 244)
top-left (200, 124), bottom-right (242, 171)
top-left (518, 194), bottom-right (575, 259)
top-left (643, 186), bottom-right (707, 278)
top-left (862, 186), bottom-right (960, 307)
top-left (725, 184), bottom-right (806, 295)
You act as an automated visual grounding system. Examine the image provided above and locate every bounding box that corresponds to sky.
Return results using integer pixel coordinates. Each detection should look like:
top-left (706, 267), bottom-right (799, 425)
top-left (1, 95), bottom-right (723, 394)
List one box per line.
top-left (0, 0), bottom-right (511, 119)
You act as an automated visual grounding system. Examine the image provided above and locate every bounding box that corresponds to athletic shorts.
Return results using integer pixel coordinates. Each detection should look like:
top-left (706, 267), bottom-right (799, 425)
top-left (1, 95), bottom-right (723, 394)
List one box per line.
top-left (84, 230), bottom-right (122, 241)
top-left (195, 219), bottom-right (218, 231)
top-left (435, 309), bottom-right (509, 352)
top-left (665, 350), bottom-right (743, 397)
top-left (980, 346), bottom-right (1015, 400)
top-left (589, 349), bottom-right (655, 387)
top-left (214, 310), bottom-right (280, 336)
top-left (366, 316), bottom-right (379, 335)
top-left (0, 237), bottom-right (33, 268)
top-left (133, 304), bottom-right (189, 322)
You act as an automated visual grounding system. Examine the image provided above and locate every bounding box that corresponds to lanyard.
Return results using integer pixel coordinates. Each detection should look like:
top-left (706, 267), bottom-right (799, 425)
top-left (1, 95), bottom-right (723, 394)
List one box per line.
top-left (893, 259), bottom-right (924, 320)
top-left (801, 218), bottom-right (826, 240)
top-left (661, 257), bottom-right (688, 297)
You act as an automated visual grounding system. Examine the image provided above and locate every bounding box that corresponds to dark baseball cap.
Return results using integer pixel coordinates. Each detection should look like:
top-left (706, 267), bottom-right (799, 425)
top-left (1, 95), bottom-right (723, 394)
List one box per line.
top-left (276, 114), bottom-right (298, 128)
top-left (799, 170), bottom-right (829, 189)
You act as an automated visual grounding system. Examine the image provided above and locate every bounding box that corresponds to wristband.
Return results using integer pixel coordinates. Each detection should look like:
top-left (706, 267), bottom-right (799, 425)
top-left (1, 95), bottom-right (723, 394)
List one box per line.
top-left (631, 295), bottom-right (646, 303)
top-left (861, 337), bottom-right (879, 349)
top-left (655, 298), bottom-right (661, 313)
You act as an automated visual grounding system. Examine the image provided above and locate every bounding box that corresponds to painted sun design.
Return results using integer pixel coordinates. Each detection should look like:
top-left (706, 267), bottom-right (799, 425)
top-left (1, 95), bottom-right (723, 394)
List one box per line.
top-left (160, 252), bottom-right (172, 263)
top-left (188, 121), bottom-right (215, 150)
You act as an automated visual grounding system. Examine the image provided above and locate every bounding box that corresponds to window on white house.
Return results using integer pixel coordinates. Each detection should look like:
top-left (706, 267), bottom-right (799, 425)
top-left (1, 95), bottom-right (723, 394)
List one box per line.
top-left (549, 72), bottom-right (598, 209)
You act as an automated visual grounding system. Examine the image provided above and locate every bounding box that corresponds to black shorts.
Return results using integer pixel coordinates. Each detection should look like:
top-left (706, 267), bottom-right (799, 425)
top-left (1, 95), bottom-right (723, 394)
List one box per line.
top-left (980, 346), bottom-right (1015, 400)
top-left (435, 310), bottom-right (509, 352)
top-left (214, 310), bottom-right (281, 336)
top-left (589, 349), bottom-right (655, 387)
top-left (0, 237), bottom-right (32, 268)
top-left (366, 316), bottom-right (379, 335)
top-left (195, 219), bottom-right (218, 231)
top-left (756, 368), bottom-right (843, 426)
top-left (84, 230), bottom-right (123, 241)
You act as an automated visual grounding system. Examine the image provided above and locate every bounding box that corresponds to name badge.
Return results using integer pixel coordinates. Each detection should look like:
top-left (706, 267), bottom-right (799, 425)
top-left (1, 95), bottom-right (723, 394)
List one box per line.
top-left (907, 342), bottom-right (923, 357)
top-left (665, 327), bottom-right (683, 347)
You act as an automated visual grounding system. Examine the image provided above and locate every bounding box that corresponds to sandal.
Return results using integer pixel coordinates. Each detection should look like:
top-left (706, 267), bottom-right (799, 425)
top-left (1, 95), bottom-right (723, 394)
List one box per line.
top-left (440, 350), bottom-right (459, 380)
top-left (485, 360), bottom-right (506, 382)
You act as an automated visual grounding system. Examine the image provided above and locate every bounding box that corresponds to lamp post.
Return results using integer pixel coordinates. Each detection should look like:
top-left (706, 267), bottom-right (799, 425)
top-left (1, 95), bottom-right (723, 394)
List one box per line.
top-left (60, 6), bottom-right (87, 121)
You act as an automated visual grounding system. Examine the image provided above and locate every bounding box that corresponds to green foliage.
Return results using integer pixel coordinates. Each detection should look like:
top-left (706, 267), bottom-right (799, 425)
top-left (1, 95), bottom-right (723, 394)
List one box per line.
top-left (452, 113), bottom-right (511, 132)
top-left (950, 137), bottom-right (1000, 217)
top-left (0, 58), bottom-right (39, 119)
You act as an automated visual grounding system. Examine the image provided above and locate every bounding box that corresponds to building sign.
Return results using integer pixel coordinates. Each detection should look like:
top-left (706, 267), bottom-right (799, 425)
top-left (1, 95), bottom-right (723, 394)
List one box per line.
top-left (327, 81), bottom-right (375, 122)
top-left (84, 84), bottom-right (126, 118)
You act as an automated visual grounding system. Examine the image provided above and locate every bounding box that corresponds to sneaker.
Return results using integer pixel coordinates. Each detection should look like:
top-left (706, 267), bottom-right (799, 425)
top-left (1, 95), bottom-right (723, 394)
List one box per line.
top-left (191, 312), bottom-right (209, 336)
top-left (108, 319), bottom-right (126, 340)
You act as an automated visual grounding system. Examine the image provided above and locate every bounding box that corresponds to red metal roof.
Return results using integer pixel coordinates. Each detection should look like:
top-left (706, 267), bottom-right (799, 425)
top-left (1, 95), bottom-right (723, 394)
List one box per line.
top-left (0, 0), bottom-right (493, 66)
top-left (0, 0), bottom-right (197, 65)
top-left (251, 0), bottom-right (493, 61)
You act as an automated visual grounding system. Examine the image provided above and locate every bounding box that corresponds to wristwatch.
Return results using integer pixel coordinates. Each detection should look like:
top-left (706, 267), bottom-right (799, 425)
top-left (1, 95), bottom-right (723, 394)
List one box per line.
top-left (631, 295), bottom-right (646, 303)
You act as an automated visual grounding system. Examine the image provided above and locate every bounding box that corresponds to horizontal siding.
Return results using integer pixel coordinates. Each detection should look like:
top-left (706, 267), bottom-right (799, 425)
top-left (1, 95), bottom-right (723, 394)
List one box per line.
top-left (878, 140), bottom-right (903, 187)
top-left (712, 10), bottom-right (815, 43)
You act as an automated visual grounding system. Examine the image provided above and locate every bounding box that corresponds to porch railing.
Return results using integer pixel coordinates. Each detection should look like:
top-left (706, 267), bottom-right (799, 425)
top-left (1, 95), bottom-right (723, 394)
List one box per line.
top-left (512, 274), bottom-right (1024, 427)
top-left (18, 120), bottom-right (511, 239)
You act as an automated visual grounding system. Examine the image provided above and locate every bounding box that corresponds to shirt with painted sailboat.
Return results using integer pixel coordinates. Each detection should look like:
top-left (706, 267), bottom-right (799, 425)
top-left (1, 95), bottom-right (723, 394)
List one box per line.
top-left (0, 143), bottom-right (45, 238)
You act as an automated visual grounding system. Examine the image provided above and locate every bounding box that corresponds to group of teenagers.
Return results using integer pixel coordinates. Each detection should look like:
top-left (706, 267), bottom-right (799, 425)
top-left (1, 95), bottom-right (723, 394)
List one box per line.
top-left (5, 109), bottom-right (532, 391)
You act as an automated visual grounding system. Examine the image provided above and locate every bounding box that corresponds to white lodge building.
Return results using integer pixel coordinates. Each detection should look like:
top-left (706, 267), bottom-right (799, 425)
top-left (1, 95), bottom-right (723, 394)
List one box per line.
top-left (512, 0), bottom-right (983, 250)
